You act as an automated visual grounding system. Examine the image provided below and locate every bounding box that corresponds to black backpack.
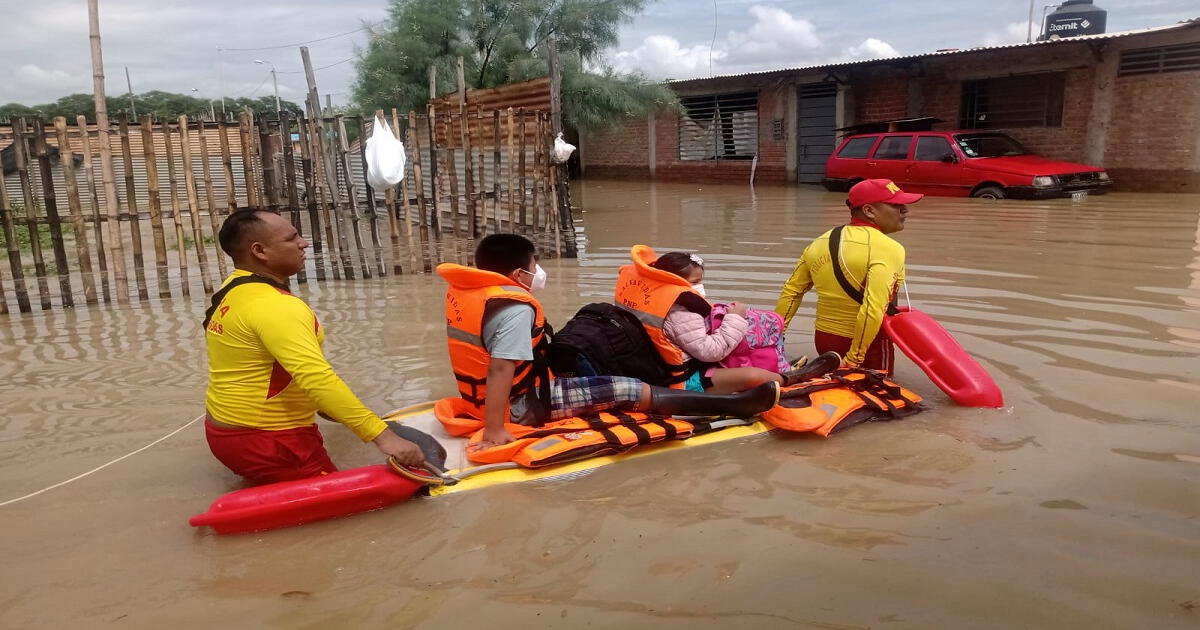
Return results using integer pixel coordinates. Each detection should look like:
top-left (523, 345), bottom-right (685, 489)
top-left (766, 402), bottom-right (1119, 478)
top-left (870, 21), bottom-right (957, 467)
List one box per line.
top-left (547, 303), bottom-right (682, 386)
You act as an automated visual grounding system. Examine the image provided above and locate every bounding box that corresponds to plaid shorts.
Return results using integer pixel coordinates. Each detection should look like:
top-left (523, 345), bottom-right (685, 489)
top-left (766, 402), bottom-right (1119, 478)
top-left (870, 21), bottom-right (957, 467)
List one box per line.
top-left (549, 376), bottom-right (644, 421)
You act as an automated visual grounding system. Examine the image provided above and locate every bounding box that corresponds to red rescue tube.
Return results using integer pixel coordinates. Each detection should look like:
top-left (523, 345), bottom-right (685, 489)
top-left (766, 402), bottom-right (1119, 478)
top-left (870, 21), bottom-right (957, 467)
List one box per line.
top-left (189, 464), bottom-right (423, 535)
top-left (882, 306), bottom-right (1004, 408)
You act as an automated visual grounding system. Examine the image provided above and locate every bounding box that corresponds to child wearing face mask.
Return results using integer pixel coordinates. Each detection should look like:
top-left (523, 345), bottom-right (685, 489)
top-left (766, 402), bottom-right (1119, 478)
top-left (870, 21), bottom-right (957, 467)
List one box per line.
top-left (649, 252), bottom-right (840, 394)
top-left (438, 235), bottom-right (783, 447)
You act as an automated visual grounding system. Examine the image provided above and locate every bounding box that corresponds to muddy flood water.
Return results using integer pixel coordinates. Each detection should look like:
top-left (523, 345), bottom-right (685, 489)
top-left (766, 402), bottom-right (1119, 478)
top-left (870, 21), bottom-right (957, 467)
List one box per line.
top-left (1, 180), bottom-right (1198, 628)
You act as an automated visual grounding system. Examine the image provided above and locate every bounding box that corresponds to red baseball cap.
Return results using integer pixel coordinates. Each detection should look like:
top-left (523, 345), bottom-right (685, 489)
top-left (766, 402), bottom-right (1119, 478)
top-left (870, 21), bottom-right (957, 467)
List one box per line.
top-left (847, 179), bottom-right (924, 209)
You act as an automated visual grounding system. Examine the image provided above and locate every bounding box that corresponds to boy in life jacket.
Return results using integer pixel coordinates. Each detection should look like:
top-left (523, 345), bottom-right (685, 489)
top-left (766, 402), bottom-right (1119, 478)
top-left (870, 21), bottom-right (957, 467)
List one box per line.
top-left (438, 234), bottom-right (781, 446)
top-left (640, 250), bottom-right (841, 392)
top-left (775, 179), bottom-right (922, 372)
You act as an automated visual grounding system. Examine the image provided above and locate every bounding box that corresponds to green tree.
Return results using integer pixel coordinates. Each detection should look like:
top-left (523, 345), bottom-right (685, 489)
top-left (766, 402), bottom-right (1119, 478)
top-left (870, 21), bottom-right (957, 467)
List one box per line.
top-left (352, 0), bottom-right (677, 132)
top-left (0, 92), bottom-right (303, 123)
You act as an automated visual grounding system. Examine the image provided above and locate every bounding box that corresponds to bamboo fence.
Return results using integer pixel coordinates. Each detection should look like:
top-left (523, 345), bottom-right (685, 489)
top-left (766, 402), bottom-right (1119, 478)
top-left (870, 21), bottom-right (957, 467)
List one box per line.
top-left (0, 107), bottom-right (574, 313)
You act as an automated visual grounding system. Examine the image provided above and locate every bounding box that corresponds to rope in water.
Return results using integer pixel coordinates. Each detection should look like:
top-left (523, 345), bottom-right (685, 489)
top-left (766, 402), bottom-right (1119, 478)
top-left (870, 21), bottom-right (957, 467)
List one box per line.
top-left (0, 401), bottom-right (437, 507)
top-left (0, 414), bottom-right (205, 508)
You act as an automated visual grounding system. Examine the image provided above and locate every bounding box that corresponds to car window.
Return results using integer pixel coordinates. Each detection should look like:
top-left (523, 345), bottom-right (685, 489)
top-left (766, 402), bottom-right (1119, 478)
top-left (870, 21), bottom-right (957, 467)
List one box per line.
top-left (872, 136), bottom-right (913, 160)
top-left (837, 136), bottom-right (877, 159)
top-left (914, 137), bottom-right (954, 162)
top-left (954, 133), bottom-right (1030, 158)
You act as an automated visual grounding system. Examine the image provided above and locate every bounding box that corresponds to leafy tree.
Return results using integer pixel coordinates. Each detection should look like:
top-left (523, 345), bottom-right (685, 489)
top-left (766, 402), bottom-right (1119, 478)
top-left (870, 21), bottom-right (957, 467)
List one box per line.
top-left (352, 0), bottom-right (677, 132)
top-left (0, 92), bottom-right (303, 123)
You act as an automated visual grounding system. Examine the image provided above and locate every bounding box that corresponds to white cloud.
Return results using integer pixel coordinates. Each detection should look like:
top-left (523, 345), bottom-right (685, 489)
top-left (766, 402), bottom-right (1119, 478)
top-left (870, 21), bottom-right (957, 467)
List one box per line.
top-left (982, 21), bottom-right (1033, 46)
top-left (610, 35), bottom-right (723, 80)
top-left (607, 4), bottom-right (898, 80)
top-left (842, 38), bottom-right (901, 61)
top-left (10, 64), bottom-right (89, 98)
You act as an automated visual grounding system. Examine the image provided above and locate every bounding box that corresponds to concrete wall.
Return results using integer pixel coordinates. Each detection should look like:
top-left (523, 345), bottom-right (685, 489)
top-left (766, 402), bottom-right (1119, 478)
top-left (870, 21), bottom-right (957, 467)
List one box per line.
top-left (581, 24), bottom-right (1200, 192)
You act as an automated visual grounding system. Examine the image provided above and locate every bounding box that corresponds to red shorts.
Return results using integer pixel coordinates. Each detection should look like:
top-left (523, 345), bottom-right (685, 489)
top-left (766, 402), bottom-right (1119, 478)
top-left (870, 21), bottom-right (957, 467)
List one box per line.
top-left (205, 419), bottom-right (338, 485)
top-left (814, 330), bottom-right (895, 373)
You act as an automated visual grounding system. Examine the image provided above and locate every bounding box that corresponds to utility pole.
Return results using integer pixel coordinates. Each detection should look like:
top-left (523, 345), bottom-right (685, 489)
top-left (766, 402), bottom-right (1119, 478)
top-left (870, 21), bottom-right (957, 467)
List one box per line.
top-left (1027, 0), bottom-right (1036, 43)
top-left (124, 66), bottom-right (136, 117)
top-left (88, 0), bottom-right (129, 302)
top-left (255, 59), bottom-right (281, 118)
top-left (217, 45), bottom-right (226, 115)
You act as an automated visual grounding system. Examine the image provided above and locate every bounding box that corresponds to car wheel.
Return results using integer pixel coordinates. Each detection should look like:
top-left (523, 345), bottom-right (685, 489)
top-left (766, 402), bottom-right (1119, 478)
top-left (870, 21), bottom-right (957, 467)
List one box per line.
top-left (971, 185), bottom-right (1005, 200)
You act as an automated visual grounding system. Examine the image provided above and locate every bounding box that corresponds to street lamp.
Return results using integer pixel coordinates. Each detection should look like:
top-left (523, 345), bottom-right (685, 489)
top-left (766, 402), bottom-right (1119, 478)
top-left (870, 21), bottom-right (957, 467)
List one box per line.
top-left (254, 59), bottom-right (281, 118)
top-left (191, 87), bottom-right (216, 121)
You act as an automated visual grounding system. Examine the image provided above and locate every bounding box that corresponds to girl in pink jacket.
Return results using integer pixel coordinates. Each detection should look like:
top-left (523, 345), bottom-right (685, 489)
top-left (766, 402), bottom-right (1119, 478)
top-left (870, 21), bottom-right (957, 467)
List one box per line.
top-left (651, 252), bottom-right (839, 393)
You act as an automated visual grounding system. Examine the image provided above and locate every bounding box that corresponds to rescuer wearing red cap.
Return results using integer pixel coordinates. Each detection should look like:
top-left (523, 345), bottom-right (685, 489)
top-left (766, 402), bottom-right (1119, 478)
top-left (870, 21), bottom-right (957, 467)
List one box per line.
top-left (774, 179), bottom-right (923, 371)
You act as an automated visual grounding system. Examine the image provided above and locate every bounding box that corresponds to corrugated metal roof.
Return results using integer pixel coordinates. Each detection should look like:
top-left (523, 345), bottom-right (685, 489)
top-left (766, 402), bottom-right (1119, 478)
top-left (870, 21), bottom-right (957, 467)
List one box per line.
top-left (667, 18), bottom-right (1200, 85)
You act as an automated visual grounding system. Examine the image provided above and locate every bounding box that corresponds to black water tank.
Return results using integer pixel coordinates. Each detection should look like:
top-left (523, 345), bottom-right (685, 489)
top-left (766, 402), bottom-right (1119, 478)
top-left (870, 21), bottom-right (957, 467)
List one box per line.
top-left (1041, 0), bottom-right (1107, 40)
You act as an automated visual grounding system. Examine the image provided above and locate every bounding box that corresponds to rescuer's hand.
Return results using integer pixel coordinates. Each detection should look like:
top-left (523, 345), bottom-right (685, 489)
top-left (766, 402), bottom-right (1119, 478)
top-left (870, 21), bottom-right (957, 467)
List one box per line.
top-left (373, 429), bottom-right (426, 466)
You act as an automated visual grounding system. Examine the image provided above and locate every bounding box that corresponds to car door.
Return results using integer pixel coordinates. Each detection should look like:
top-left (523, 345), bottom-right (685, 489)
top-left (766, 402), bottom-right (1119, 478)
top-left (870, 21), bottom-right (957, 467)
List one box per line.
top-left (906, 135), bottom-right (966, 196)
top-left (868, 135), bottom-right (914, 184)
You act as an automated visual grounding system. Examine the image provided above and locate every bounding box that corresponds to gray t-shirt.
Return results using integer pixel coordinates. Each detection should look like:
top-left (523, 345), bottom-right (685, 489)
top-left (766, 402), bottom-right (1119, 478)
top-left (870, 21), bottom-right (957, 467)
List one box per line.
top-left (481, 302), bottom-right (538, 423)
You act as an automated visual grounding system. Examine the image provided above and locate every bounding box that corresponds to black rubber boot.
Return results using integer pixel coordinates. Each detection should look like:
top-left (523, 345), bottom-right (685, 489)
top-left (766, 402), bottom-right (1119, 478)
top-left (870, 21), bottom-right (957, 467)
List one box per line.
top-left (780, 351), bottom-right (842, 386)
top-left (648, 381), bottom-right (780, 418)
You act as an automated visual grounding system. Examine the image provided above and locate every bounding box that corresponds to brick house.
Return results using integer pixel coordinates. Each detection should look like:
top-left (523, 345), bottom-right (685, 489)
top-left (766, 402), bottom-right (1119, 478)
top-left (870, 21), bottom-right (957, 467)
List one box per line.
top-left (581, 19), bottom-right (1200, 192)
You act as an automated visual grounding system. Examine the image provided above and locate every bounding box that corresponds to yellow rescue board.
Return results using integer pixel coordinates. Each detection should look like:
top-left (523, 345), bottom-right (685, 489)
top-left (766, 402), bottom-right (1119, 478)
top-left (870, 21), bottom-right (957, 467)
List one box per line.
top-left (382, 403), bottom-right (774, 497)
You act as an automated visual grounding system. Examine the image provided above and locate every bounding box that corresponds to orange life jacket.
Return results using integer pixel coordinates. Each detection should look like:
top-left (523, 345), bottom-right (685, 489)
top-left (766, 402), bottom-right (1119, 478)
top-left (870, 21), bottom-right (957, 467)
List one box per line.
top-left (761, 368), bottom-right (923, 436)
top-left (613, 244), bottom-right (711, 387)
top-left (465, 411), bottom-right (695, 468)
top-left (438, 263), bottom-right (552, 423)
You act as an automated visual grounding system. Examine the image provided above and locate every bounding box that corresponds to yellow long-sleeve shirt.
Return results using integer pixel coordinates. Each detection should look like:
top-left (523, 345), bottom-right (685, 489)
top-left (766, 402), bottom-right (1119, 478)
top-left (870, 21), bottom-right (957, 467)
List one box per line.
top-left (204, 270), bottom-right (387, 442)
top-left (774, 225), bottom-right (905, 366)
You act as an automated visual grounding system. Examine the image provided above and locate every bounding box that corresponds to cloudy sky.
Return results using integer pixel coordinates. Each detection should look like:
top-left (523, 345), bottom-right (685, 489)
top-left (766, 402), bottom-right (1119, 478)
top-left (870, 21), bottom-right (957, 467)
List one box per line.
top-left (1, 0), bottom-right (1195, 107)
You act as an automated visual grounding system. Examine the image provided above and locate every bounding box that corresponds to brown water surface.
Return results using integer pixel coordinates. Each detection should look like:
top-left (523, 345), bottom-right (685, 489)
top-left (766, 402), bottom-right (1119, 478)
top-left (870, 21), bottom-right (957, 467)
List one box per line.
top-left (1, 181), bottom-right (1198, 628)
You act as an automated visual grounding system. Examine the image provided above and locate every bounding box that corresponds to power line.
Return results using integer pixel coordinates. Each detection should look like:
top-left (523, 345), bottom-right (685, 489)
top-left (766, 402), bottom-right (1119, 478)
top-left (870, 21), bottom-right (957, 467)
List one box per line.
top-left (240, 71), bottom-right (274, 99)
top-left (275, 57), bottom-right (356, 74)
top-left (219, 20), bottom-right (384, 52)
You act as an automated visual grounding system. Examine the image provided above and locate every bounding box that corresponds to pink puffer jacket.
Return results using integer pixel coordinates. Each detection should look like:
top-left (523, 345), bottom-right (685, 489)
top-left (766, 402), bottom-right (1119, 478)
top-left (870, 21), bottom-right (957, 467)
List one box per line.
top-left (662, 305), bottom-right (748, 363)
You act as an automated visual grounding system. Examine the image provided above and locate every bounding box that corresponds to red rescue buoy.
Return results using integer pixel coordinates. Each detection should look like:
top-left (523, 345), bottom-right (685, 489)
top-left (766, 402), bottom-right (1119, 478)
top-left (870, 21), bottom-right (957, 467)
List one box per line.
top-left (189, 464), bottom-right (423, 535)
top-left (882, 306), bottom-right (1004, 408)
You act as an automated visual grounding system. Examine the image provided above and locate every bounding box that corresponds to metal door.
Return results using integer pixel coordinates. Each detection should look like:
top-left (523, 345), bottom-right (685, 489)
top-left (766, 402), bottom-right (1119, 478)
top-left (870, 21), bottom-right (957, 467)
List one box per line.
top-left (797, 83), bottom-right (838, 184)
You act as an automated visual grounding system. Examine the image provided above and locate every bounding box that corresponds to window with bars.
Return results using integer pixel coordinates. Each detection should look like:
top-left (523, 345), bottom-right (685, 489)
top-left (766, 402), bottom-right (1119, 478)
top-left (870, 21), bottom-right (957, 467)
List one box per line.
top-left (678, 92), bottom-right (758, 161)
top-left (958, 73), bottom-right (1065, 129)
top-left (1118, 42), bottom-right (1200, 77)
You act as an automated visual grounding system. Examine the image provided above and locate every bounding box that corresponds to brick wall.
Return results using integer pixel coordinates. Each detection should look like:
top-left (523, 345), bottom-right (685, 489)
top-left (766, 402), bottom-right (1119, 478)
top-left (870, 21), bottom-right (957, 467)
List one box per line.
top-left (582, 116), bottom-right (650, 179)
top-left (582, 84), bottom-right (790, 184)
top-left (852, 71), bottom-right (909, 123)
top-left (1104, 70), bottom-right (1200, 192)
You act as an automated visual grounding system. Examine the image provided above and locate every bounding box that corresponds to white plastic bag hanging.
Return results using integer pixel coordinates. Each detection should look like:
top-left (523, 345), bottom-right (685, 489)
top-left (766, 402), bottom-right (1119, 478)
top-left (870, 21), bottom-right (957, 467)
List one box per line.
top-left (551, 132), bottom-right (576, 164)
top-left (365, 113), bottom-right (407, 192)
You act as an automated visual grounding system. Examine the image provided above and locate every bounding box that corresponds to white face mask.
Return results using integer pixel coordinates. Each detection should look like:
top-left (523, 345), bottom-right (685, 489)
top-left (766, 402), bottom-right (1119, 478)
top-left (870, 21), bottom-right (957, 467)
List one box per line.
top-left (691, 283), bottom-right (706, 298)
top-left (517, 264), bottom-right (547, 292)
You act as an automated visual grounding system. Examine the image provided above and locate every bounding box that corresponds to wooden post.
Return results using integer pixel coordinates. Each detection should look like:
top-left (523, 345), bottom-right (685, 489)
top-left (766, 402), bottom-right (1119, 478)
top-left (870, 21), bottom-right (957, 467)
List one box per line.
top-left (217, 118), bottom-right (237, 211)
top-left (140, 116), bottom-right (171, 298)
top-left (89, 0), bottom-right (130, 302)
top-left (298, 115), bottom-right (326, 281)
top-left (548, 38), bottom-right (573, 254)
top-left (257, 117), bottom-right (279, 211)
top-left (426, 103), bottom-right (442, 235)
top-left (237, 113), bottom-right (259, 208)
top-left (445, 114), bottom-right (462, 239)
top-left (77, 115), bottom-right (111, 302)
top-left (32, 120), bottom-right (74, 307)
top-left (476, 105), bottom-right (487, 232)
top-left (408, 110), bottom-right (431, 271)
top-left (518, 108), bottom-right (527, 229)
top-left (492, 109), bottom-right (502, 234)
top-left (53, 117), bottom-right (97, 304)
top-left (179, 116), bottom-right (213, 294)
top-left (162, 120), bottom-right (191, 297)
top-left (506, 108), bottom-right (516, 231)
top-left (10, 120), bottom-right (52, 309)
top-left (335, 115), bottom-right (371, 278)
top-left (0, 127), bottom-right (31, 312)
top-left (307, 115), bottom-right (343, 280)
top-left (530, 113), bottom-right (541, 232)
top-left (300, 46), bottom-right (349, 277)
top-left (279, 111), bottom-right (305, 284)
top-left (118, 114), bottom-right (149, 299)
top-left (356, 115), bottom-right (386, 276)
top-left (198, 121), bottom-right (228, 279)
top-left (394, 112), bottom-right (420, 274)
top-left (456, 57), bottom-right (476, 238)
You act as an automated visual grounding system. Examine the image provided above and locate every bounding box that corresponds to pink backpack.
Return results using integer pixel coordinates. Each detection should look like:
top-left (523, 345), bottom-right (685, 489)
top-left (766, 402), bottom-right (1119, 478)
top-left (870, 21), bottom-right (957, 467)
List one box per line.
top-left (708, 304), bottom-right (790, 372)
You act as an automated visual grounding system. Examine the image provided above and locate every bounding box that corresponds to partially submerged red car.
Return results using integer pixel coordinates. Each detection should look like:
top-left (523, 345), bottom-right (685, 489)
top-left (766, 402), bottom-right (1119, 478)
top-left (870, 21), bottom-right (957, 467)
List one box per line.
top-left (823, 130), bottom-right (1111, 199)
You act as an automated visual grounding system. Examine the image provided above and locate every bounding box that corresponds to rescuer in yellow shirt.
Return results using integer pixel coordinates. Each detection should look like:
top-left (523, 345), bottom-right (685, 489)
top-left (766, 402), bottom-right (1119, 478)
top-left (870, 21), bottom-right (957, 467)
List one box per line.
top-left (203, 209), bottom-right (425, 484)
top-left (775, 179), bottom-right (922, 371)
